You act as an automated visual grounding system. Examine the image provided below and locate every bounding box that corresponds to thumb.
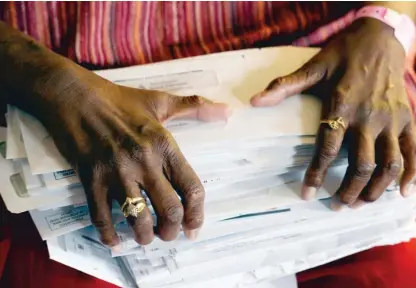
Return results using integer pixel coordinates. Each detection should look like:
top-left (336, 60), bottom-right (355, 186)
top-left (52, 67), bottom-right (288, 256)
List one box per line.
top-left (250, 60), bottom-right (326, 107)
top-left (162, 95), bottom-right (232, 123)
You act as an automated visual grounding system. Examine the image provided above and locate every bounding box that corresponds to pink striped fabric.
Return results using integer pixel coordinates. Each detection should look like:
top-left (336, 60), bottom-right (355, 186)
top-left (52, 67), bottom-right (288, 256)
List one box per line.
top-left (0, 1), bottom-right (358, 68)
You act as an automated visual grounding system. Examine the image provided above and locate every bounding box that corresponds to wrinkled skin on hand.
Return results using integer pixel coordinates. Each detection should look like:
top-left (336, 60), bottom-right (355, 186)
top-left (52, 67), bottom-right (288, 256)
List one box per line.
top-left (251, 19), bottom-right (416, 208)
top-left (41, 69), bottom-right (230, 246)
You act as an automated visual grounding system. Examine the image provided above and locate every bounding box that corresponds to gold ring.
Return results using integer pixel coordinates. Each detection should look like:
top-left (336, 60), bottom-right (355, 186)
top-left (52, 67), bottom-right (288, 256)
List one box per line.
top-left (121, 197), bottom-right (146, 218)
top-left (320, 117), bottom-right (346, 130)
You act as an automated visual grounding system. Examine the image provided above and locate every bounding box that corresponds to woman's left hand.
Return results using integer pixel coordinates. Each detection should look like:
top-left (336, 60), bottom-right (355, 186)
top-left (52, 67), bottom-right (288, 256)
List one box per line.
top-left (251, 18), bottom-right (416, 208)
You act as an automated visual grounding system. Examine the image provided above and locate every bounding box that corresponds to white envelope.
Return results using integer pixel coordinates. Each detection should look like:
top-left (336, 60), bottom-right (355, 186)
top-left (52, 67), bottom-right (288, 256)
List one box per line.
top-left (5, 105), bottom-right (27, 159)
top-left (15, 159), bottom-right (44, 191)
top-left (0, 153), bottom-right (86, 213)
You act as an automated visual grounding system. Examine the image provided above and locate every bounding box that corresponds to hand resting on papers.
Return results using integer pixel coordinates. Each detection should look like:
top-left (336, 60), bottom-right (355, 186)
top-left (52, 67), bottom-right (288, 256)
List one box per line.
top-left (251, 18), bottom-right (416, 208)
top-left (0, 21), bottom-right (230, 246)
top-left (40, 84), bottom-right (229, 247)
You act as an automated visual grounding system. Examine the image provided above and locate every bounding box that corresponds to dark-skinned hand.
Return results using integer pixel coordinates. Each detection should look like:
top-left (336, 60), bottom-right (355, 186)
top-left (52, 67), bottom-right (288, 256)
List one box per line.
top-left (251, 19), bottom-right (416, 209)
top-left (41, 67), bottom-right (230, 247)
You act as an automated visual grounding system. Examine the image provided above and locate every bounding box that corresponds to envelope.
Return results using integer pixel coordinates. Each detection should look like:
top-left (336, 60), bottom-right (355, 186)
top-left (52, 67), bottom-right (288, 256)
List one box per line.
top-left (0, 153), bottom-right (85, 213)
top-left (5, 105), bottom-right (27, 159)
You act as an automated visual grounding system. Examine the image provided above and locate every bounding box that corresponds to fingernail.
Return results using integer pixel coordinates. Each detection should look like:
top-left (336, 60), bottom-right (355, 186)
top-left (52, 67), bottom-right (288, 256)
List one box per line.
top-left (349, 199), bottom-right (366, 209)
top-left (184, 228), bottom-right (200, 241)
top-left (330, 196), bottom-right (346, 211)
top-left (301, 185), bottom-right (317, 201)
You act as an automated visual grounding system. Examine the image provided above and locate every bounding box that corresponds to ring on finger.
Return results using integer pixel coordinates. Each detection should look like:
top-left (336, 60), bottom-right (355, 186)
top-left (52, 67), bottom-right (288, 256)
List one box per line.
top-left (121, 197), bottom-right (146, 218)
top-left (320, 117), bottom-right (346, 130)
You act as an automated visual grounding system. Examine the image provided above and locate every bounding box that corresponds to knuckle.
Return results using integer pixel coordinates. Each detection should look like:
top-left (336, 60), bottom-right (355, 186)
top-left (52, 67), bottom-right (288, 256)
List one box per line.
top-left (304, 169), bottom-right (324, 187)
top-left (161, 203), bottom-right (184, 226)
top-left (354, 162), bottom-right (375, 181)
top-left (184, 183), bottom-right (205, 204)
top-left (302, 60), bottom-right (325, 81)
top-left (183, 95), bottom-right (205, 105)
top-left (80, 90), bottom-right (100, 106)
top-left (384, 160), bottom-right (401, 177)
top-left (185, 216), bottom-right (203, 230)
top-left (129, 212), bottom-right (154, 245)
top-left (120, 132), bottom-right (153, 155)
top-left (319, 142), bottom-right (339, 161)
top-left (129, 140), bottom-right (153, 163)
top-left (136, 120), bottom-right (153, 135)
top-left (267, 77), bottom-right (283, 89)
top-left (131, 213), bottom-right (154, 229)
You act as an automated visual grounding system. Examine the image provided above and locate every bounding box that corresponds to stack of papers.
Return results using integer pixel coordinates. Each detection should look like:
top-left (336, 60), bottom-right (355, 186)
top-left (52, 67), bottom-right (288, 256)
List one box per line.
top-left (1, 47), bottom-right (416, 288)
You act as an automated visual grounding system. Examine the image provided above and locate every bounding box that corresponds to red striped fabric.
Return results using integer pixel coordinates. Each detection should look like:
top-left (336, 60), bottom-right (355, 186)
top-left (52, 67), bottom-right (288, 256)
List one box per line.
top-left (0, 1), bottom-right (358, 68)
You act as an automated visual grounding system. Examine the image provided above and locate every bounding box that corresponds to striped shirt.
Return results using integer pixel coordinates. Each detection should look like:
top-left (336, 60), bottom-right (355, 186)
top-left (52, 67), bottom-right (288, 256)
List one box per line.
top-left (1, 1), bottom-right (415, 116)
top-left (0, 1), bottom-right (358, 69)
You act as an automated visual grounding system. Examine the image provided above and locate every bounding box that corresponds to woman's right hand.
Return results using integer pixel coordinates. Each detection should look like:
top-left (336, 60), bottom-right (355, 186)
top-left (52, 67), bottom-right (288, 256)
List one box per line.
top-left (37, 66), bottom-right (230, 247)
top-left (0, 20), bottom-right (230, 247)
